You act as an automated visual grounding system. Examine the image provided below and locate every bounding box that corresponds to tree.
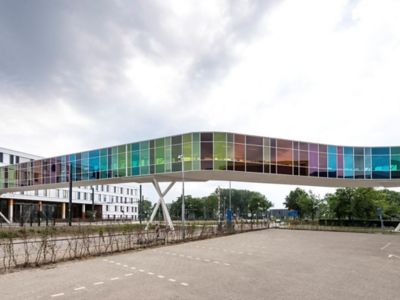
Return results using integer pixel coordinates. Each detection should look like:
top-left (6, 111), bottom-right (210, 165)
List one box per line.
top-left (284, 188), bottom-right (310, 218)
top-left (248, 193), bottom-right (272, 219)
top-left (141, 199), bottom-right (152, 220)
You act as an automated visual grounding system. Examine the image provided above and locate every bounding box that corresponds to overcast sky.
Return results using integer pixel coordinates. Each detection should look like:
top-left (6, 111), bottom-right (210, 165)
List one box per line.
top-left (1, 0), bottom-right (400, 207)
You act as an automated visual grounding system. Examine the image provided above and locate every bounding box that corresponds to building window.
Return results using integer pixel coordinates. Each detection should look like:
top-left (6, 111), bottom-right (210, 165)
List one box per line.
top-left (77, 192), bottom-right (80, 200)
top-left (0, 152), bottom-right (3, 163)
top-left (10, 155), bottom-right (14, 164)
top-left (106, 205), bottom-right (109, 211)
top-left (16, 156), bottom-right (20, 164)
top-left (114, 186), bottom-right (116, 193)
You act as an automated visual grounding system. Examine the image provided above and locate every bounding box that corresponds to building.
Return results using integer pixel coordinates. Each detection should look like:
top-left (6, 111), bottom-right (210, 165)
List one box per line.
top-left (0, 147), bottom-right (139, 223)
top-left (1, 131), bottom-right (400, 229)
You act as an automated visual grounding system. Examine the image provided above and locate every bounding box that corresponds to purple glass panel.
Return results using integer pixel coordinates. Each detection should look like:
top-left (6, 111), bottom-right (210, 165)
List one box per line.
top-left (337, 146), bottom-right (343, 178)
top-left (277, 139), bottom-right (292, 149)
top-left (310, 143), bottom-right (318, 153)
top-left (235, 134), bottom-right (245, 144)
top-left (246, 135), bottom-right (263, 146)
top-left (319, 144), bottom-right (327, 153)
top-left (309, 151), bottom-right (318, 176)
top-left (300, 142), bottom-right (308, 152)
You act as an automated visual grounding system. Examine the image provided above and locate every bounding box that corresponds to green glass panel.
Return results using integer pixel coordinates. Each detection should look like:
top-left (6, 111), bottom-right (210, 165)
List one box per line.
top-left (214, 160), bottom-right (226, 170)
top-left (140, 141), bottom-right (149, 150)
top-left (183, 142), bottom-right (192, 161)
top-left (118, 146), bottom-right (126, 177)
top-left (172, 144), bottom-right (182, 163)
top-left (391, 155), bottom-right (400, 170)
top-left (82, 152), bottom-right (89, 180)
top-left (126, 144), bottom-right (132, 176)
top-left (165, 137), bottom-right (171, 147)
top-left (183, 133), bottom-right (192, 144)
top-left (155, 138), bottom-right (164, 148)
top-left (193, 160), bottom-right (200, 171)
top-left (193, 141), bottom-right (200, 161)
top-left (132, 151), bottom-right (140, 167)
top-left (140, 166), bottom-right (149, 175)
top-left (165, 144), bottom-right (172, 172)
top-left (214, 142), bottom-right (227, 161)
top-left (155, 147), bottom-right (165, 165)
top-left (214, 132), bottom-right (226, 143)
top-left (140, 149), bottom-right (149, 167)
top-left (184, 161), bottom-right (192, 171)
top-left (139, 141), bottom-right (149, 168)
top-left (193, 132), bottom-right (200, 143)
top-left (155, 164), bottom-right (164, 173)
top-left (112, 147), bottom-right (118, 177)
top-left (392, 147), bottom-right (400, 155)
top-left (227, 133), bottom-right (234, 143)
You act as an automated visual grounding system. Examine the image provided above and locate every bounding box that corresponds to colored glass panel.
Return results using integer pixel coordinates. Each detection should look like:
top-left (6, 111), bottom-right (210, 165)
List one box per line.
top-left (328, 145), bottom-right (337, 178)
top-left (344, 147), bottom-right (354, 178)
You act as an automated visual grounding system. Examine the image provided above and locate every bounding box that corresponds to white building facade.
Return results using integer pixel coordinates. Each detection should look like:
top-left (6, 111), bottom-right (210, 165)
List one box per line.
top-left (0, 147), bottom-right (139, 222)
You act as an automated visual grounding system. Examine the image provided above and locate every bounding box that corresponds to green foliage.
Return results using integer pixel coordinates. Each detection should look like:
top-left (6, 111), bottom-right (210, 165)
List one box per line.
top-left (286, 187), bottom-right (400, 221)
top-left (168, 188), bottom-right (272, 220)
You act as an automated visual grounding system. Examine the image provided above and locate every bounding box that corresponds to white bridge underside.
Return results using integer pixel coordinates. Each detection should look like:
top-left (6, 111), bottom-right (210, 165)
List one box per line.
top-left (1, 170), bottom-right (400, 194)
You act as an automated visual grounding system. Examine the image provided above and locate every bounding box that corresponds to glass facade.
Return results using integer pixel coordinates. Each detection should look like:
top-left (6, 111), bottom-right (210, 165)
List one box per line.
top-left (1, 132), bottom-right (399, 190)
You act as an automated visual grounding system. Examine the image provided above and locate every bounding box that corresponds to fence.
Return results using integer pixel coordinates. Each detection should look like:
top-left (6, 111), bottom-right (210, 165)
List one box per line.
top-left (0, 221), bottom-right (269, 273)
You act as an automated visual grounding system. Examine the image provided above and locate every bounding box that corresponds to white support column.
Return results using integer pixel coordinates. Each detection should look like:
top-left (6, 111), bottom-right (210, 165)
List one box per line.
top-left (8, 199), bottom-right (13, 223)
top-left (61, 203), bottom-right (66, 219)
top-left (145, 179), bottom-right (175, 230)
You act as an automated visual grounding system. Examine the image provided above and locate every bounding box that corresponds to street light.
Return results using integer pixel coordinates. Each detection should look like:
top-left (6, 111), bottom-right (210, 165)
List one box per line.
top-left (178, 154), bottom-right (185, 239)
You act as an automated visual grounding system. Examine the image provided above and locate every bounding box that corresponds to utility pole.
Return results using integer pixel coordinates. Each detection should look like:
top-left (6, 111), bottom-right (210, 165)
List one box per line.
top-left (178, 154), bottom-right (185, 239)
top-left (91, 186), bottom-right (95, 221)
top-left (139, 185), bottom-right (142, 224)
top-left (217, 186), bottom-right (221, 230)
top-left (68, 162), bottom-right (72, 226)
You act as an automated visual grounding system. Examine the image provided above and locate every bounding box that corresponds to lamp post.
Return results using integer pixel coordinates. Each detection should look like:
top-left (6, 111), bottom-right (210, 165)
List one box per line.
top-left (91, 186), bottom-right (95, 222)
top-left (178, 154), bottom-right (185, 239)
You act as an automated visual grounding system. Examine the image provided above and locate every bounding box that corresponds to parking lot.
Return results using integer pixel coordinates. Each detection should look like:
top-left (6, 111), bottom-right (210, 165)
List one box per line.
top-left (0, 229), bottom-right (399, 299)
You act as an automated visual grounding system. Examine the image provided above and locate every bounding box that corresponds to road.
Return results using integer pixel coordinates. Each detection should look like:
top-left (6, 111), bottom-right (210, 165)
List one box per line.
top-left (1, 229), bottom-right (399, 299)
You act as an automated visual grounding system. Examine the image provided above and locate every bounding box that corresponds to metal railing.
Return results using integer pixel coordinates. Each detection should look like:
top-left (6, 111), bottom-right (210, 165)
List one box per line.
top-left (0, 221), bottom-right (269, 273)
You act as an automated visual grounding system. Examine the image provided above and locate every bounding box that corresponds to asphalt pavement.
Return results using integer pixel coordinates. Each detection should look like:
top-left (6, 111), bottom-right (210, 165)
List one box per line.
top-left (0, 229), bottom-right (399, 300)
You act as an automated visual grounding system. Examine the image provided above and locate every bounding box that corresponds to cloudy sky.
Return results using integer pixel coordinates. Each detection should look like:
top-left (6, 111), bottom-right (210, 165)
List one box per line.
top-left (1, 0), bottom-right (400, 207)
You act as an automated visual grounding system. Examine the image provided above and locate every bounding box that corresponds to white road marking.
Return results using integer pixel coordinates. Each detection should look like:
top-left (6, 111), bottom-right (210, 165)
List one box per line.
top-left (51, 293), bottom-right (64, 297)
top-left (93, 282), bottom-right (104, 285)
top-left (123, 264), bottom-right (128, 267)
top-left (74, 287), bottom-right (86, 291)
top-left (195, 257), bottom-right (200, 260)
top-left (109, 260), bottom-right (114, 263)
top-left (157, 275), bottom-right (165, 279)
top-left (148, 272), bottom-right (154, 275)
top-left (381, 242), bottom-right (391, 250)
top-left (181, 282), bottom-right (189, 286)
top-left (204, 259), bottom-right (210, 262)
top-left (179, 254), bottom-right (184, 257)
top-left (224, 263), bottom-right (231, 266)
top-left (169, 278), bottom-right (176, 282)
top-left (131, 267), bottom-right (136, 270)
top-left (125, 273), bottom-right (133, 277)
top-left (102, 259), bottom-right (108, 262)
top-left (116, 263), bottom-right (121, 266)
top-left (139, 269), bottom-right (145, 272)
top-left (110, 277), bottom-right (119, 281)
top-left (213, 261), bottom-right (220, 264)
top-left (388, 254), bottom-right (400, 259)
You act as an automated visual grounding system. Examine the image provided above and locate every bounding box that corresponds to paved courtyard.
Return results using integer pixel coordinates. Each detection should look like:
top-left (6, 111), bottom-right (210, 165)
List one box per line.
top-left (0, 229), bottom-right (399, 300)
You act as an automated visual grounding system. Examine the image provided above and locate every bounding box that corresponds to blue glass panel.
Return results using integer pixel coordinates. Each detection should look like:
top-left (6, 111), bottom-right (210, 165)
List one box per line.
top-left (327, 146), bottom-right (337, 178)
top-left (89, 150), bottom-right (99, 179)
top-left (81, 152), bottom-right (89, 180)
top-left (372, 147), bottom-right (389, 156)
top-left (372, 155), bottom-right (390, 178)
top-left (343, 147), bottom-right (353, 178)
top-left (364, 150), bottom-right (372, 179)
top-left (131, 143), bottom-right (139, 152)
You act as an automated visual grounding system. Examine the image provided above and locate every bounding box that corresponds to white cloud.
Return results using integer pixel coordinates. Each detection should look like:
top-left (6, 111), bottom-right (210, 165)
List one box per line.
top-left (1, 0), bottom-right (400, 207)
